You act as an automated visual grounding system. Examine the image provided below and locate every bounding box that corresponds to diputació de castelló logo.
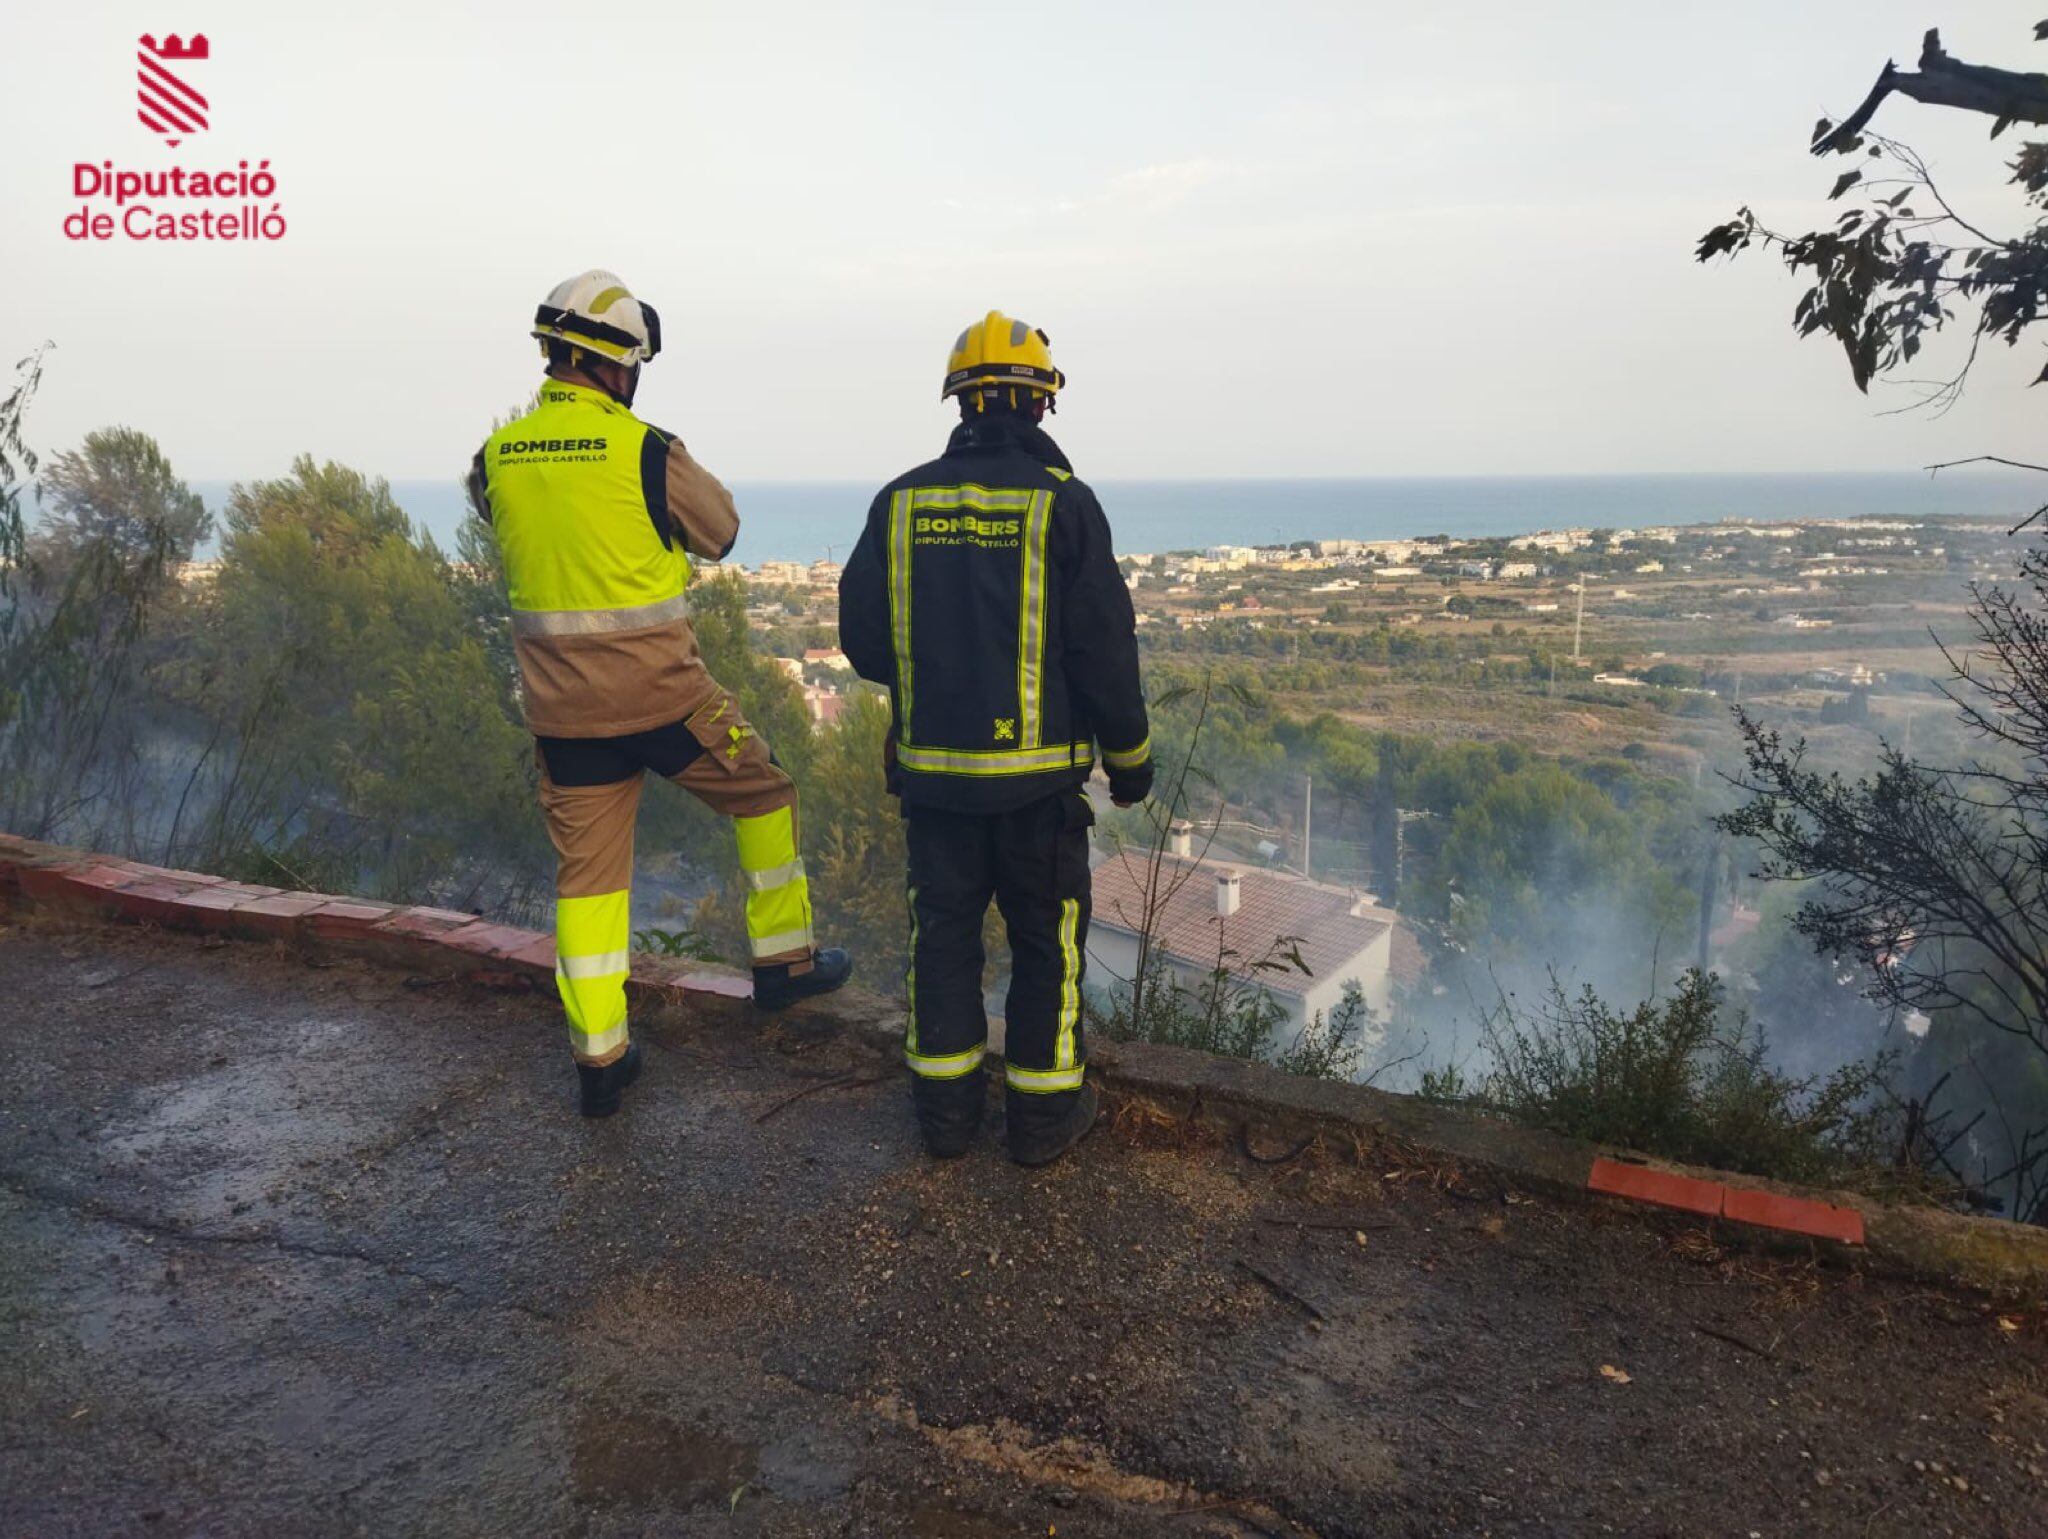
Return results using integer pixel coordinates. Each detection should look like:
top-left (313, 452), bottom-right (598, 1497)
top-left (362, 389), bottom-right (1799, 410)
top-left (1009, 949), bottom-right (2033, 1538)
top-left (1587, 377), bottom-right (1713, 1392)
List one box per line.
top-left (65, 31), bottom-right (289, 243)
top-left (136, 31), bottom-right (209, 145)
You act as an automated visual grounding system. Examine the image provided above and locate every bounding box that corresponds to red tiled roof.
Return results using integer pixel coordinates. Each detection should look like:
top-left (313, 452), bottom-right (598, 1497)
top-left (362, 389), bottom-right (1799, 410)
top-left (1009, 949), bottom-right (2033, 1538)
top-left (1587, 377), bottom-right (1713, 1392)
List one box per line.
top-left (1089, 852), bottom-right (1390, 998)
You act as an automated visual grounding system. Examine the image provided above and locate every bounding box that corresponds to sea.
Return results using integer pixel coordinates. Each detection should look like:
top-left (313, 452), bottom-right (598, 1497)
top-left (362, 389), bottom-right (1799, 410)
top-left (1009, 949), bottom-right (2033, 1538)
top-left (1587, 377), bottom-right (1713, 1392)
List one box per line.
top-left (190, 469), bottom-right (2048, 564)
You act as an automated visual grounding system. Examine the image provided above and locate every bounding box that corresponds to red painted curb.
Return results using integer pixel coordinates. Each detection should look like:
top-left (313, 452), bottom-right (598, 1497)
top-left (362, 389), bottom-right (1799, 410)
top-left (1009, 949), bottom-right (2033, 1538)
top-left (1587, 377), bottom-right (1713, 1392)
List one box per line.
top-left (120, 861), bottom-right (225, 888)
top-left (1723, 1185), bottom-right (1866, 1246)
top-left (633, 957), bottom-right (753, 998)
top-left (19, 863), bottom-right (121, 902)
top-left (166, 886), bottom-right (257, 927)
top-left (377, 908), bottom-right (481, 941)
top-left (2, 836), bottom-right (766, 1045)
top-left (230, 893), bottom-right (327, 937)
top-left (439, 922), bottom-right (544, 960)
top-left (1587, 1157), bottom-right (1867, 1246)
top-left (500, 934), bottom-right (557, 973)
top-left (1587, 1156), bottom-right (1724, 1217)
top-left (104, 879), bottom-right (198, 926)
top-left (304, 900), bottom-right (400, 938)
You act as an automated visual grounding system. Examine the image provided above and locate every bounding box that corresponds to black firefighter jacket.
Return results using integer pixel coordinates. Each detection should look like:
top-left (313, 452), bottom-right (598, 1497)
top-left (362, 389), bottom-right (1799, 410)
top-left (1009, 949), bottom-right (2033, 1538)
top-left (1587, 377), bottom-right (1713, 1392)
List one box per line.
top-left (840, 413), bottom-right (1152, 814)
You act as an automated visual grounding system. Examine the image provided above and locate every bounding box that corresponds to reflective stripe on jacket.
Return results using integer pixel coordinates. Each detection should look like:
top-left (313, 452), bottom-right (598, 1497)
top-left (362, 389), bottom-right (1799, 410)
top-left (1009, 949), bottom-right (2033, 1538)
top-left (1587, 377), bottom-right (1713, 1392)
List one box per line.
top-left (472, 376), bottom-right (739, 737)
top-left (840, 413), bottom-right (1151, 813)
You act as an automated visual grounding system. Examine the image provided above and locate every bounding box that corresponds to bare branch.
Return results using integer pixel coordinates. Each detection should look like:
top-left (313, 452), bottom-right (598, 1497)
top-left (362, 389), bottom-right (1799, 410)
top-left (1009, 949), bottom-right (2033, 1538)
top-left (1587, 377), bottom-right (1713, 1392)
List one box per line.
top-left (1814, 29), bottom-right (2048, 155)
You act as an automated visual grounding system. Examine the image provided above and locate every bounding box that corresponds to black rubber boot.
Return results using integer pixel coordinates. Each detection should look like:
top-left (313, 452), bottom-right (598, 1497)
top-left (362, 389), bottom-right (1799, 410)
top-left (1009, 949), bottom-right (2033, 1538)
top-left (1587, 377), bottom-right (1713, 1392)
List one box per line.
top-left (1007, 1081), bottom-right (1099, 1167)
top-left (753, 947), bottom-right (853, 1011)
top-left (578, 1042), bottom-right (642, 1118)
top-left (913, 1073), bottom-right (986, 1159)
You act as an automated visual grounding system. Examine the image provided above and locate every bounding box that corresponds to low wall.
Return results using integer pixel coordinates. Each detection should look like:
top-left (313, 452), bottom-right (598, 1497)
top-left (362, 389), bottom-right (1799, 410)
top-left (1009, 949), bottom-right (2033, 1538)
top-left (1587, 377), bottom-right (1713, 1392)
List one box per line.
top-left (5, 830), bottom-right (2046, 1296)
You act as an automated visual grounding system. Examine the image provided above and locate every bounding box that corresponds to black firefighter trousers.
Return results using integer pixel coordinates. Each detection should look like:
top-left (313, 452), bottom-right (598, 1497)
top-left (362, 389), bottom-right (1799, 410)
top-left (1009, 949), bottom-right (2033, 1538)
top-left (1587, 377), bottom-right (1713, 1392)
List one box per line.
top-left (903, 790), bottom-right (1094, 1143)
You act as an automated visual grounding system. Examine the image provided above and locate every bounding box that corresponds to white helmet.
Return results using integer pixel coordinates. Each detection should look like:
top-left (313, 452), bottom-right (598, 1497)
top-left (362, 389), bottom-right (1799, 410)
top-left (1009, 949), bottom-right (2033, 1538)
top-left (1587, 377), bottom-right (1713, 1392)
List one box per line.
top-left (531, 269), bottom-right (662, 366)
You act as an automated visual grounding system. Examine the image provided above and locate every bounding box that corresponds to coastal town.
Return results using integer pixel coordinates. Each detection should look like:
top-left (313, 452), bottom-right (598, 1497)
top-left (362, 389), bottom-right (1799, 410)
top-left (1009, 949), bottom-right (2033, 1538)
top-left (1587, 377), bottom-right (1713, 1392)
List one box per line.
top-left (506, 510), bottom-right (2010, 747)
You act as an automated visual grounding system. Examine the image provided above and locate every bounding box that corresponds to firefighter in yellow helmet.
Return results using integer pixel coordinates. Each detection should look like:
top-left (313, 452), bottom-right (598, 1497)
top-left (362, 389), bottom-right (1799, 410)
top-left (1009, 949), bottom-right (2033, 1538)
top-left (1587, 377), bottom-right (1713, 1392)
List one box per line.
top-left (839, 312), bottom-right (1152, 1164)
top-left (470, 270), bottom-right (851, 1116)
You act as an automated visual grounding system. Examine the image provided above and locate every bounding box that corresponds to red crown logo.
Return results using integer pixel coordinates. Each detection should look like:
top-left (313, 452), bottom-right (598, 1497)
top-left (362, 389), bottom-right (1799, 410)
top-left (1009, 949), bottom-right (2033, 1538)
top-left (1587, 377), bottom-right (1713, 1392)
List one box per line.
top-left (140, 33), bottom-right (209, 61)
top-left (136, 33), bottom-right (210, 146)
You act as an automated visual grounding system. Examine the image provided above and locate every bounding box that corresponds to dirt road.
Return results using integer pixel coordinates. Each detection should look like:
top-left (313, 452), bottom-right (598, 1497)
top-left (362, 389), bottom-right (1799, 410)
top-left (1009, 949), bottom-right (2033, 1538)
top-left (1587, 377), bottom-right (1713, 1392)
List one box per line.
top-left (2, 920), bottom-right (2044, 1537)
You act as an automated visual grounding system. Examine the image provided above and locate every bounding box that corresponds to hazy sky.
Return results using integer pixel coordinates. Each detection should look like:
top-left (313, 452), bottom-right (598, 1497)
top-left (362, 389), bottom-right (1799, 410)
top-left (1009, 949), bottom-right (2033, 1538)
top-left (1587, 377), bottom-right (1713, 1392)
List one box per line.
top-left (4, 2), bottom-right (2047, 483)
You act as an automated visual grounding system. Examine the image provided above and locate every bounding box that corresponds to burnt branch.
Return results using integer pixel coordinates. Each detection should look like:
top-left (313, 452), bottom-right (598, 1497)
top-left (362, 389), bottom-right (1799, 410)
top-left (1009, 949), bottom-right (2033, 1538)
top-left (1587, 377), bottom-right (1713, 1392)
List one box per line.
top-left (1814, 29), bottom-right (2048, 155)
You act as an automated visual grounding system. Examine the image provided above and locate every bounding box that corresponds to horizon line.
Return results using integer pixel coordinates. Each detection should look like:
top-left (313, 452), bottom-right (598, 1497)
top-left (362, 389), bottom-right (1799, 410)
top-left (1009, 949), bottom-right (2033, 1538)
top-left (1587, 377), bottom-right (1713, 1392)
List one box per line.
top-left (180, 465), bottom-right (2048, 488)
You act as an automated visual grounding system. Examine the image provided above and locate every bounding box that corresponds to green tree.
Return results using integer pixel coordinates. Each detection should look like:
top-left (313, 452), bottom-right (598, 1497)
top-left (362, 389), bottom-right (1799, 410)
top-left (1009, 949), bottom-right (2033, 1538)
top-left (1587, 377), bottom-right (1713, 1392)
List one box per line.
top-left (789, 688), bottom-right (908, 977)
top-left (182, 457), bottom-right (543, 907)
top-left (1, 410), bottom-right (194, 846)
top-left (1416, 760), bottom-right (1695, 978)
top-left (33, 428), bottom-right (210, 577)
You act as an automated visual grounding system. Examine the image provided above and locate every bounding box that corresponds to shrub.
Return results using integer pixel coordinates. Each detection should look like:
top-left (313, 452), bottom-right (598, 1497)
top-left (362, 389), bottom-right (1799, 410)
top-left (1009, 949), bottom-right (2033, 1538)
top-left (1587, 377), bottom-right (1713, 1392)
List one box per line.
top-left (1420, 969), bottom-right (1911, 1192)
top-left (1090, 948), bottom-right (1369, 1083)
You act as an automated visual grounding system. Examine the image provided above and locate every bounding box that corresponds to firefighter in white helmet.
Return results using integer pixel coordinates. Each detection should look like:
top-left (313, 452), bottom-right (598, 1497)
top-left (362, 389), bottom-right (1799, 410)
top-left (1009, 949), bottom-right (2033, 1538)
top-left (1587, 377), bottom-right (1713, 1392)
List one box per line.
top-left (470, 270), bottom-right (852, 1116)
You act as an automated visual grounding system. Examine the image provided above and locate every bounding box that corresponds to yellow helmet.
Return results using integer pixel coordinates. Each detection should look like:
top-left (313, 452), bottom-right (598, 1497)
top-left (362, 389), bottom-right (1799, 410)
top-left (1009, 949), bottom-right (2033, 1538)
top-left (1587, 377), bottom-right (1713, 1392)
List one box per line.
top-left (942, 310), bottom-right (1064, 410)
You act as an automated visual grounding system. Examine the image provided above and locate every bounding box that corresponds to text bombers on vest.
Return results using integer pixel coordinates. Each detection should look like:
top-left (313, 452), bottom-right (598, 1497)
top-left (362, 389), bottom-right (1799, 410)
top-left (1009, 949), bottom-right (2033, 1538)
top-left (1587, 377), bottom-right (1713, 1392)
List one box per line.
top-left (497, 436), bottom-right (611, 455)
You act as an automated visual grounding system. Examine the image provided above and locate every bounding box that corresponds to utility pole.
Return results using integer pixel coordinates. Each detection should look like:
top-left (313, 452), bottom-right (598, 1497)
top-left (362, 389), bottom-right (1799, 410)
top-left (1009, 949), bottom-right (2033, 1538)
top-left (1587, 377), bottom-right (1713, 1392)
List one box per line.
top-left (1572, 581), bottom-right (1586, 662)
top-left (1301, 775), bottom-right (1313, 881)
top-left (1697, 835), bottom-right (1720, 976)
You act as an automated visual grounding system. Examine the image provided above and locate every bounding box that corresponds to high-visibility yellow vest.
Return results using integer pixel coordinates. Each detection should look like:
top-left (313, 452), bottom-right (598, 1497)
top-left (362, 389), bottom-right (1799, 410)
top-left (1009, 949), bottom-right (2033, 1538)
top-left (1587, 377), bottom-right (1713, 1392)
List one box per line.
top-left (482, 378), bottom-right (692, 626)
top-left (477, 377), bottom-right (710, 738)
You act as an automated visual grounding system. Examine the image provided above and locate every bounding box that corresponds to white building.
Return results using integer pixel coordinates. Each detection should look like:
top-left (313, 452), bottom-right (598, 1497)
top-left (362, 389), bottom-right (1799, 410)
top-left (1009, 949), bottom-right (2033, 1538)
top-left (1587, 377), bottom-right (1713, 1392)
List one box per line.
top-left (1087, 835), bottom-right (1401, 1046)
top-left (1508, 529), bottom-right (1590, 553)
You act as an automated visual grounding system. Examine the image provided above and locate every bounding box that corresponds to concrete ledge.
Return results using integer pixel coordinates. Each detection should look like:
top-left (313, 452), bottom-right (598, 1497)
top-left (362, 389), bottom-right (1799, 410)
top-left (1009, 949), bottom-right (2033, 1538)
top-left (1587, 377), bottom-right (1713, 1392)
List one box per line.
top-left (7, 833), bottom-right (2048, 1296)
top-left (1088, 1036), bottom-right (2048, 1294)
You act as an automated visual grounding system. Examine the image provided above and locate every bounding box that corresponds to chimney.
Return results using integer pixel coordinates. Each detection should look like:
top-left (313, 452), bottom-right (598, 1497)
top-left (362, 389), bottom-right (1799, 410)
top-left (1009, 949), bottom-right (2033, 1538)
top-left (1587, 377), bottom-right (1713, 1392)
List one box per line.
top-left (1168, 819), bottom-right (1193, 859)
top-left (1215, 870), bottom-right (1241, 918)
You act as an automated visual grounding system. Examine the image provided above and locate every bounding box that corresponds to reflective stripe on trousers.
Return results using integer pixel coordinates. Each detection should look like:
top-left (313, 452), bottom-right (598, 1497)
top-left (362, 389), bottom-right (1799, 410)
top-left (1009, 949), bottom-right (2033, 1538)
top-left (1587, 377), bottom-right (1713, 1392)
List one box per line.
top-left (556, 888), bottom-right (631, 1063)
top-left (1005, 1062), bottom-right (1086, 1093)
top-left (1009, 896), bottom-right (1084, 1093)
top-left (736, 805), bottom-right (814, 961)
top-left (906, 1043), bottom-right (986, 1079)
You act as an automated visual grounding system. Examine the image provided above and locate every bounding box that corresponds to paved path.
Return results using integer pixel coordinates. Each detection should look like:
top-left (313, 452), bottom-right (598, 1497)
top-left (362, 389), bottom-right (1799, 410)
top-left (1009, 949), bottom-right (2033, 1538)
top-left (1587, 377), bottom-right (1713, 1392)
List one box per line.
top-left (2, 919), bottom-right (2045, 1537)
